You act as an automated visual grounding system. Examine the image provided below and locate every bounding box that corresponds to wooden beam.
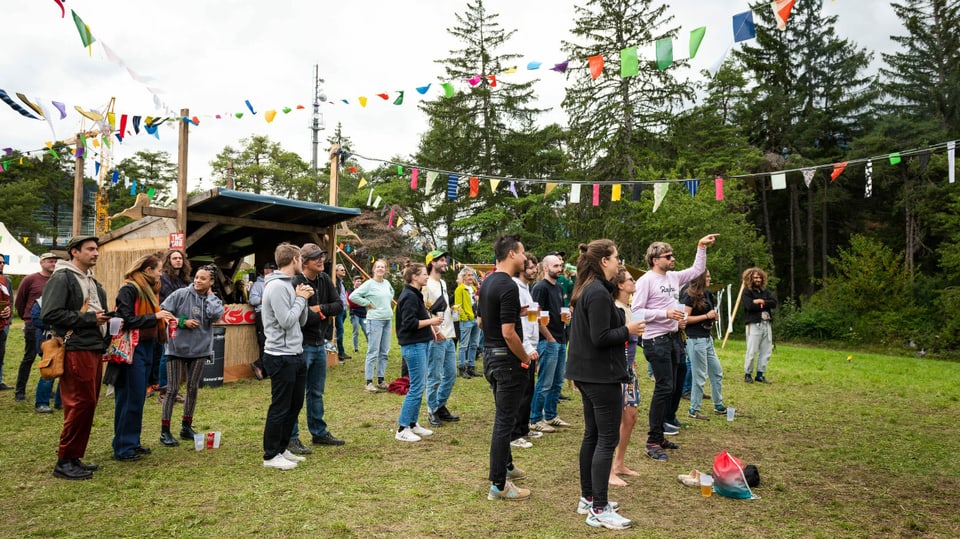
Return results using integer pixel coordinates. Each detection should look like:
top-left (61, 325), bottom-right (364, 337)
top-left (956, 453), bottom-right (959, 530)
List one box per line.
top-left (177, 108), bottom-right (189, 233)
top-left (140, 206), bottom-right (323, 234)
top-left (72, 133), bottom-right (84, 236)
top-left (185, 221), bottom-right (218, 249)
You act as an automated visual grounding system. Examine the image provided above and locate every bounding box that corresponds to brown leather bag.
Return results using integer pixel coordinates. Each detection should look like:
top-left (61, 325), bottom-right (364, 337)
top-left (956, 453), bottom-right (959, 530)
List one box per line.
top-left (36, 298), bottom-right (88, 380)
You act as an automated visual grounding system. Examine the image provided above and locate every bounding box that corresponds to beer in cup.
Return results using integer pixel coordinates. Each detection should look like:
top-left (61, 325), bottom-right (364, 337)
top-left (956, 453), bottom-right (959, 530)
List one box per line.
top-left (539, 310), bottom-right (550, 326)
top-left (527, 303), bottom-right (539, 323)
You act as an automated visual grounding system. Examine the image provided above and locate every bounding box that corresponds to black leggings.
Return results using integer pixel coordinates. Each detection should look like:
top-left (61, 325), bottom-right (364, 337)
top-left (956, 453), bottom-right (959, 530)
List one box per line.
top-left (575, 381), bottom-right (623, 510)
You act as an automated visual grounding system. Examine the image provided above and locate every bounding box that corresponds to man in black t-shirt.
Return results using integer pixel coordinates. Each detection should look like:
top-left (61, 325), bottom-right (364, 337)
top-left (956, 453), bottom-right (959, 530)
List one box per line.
top-left (480, 234), bottom-right (535, 502)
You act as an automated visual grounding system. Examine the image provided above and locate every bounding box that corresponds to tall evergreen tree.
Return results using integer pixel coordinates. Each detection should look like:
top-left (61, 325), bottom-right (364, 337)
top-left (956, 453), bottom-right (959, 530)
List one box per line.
top-left (880, 0), bottom-right (960, 137)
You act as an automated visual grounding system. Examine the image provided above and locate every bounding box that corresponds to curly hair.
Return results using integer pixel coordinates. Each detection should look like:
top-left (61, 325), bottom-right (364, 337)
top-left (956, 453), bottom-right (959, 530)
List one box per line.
top-left (742, 267), bottom-right (767, 288)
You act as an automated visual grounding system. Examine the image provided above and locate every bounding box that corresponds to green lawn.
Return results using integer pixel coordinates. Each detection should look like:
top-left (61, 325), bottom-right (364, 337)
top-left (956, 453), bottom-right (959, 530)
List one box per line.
top-left (1, 324), bottom-right (959, 538)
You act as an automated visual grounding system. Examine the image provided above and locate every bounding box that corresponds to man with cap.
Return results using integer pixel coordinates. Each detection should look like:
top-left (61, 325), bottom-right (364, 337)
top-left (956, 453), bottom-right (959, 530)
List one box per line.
top-left (248, 262), bottom-right (278, 380)
top-left (0, 254), bottom-right (12, 391)
top-left (287, 243), bottom-right (345, 453)
top-left (12, 252), bottom-right (59, 403)
top-left (40, 235), bottom-right (112, 479)
top-left (423, 249), bottom-right (461, 427)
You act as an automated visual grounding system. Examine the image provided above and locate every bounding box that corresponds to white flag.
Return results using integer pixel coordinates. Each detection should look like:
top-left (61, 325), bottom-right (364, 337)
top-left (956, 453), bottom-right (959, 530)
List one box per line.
top-left (949, 141), bottom-right (956, 184)
top-left (653, 183), bottom-right (669, 213)
top-left (570, 183), bottom-right (581, 204)
top-left (802, 168), bottom-right (815, 188)
top-left (771, 173), bottom-right (786, 190)
top-left (865, 161), bottom-right (873, 198)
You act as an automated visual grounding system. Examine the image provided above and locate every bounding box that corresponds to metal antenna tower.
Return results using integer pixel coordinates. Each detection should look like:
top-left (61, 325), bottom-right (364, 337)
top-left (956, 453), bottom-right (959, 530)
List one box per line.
top-left (310, 65), bottom-right (326, 174)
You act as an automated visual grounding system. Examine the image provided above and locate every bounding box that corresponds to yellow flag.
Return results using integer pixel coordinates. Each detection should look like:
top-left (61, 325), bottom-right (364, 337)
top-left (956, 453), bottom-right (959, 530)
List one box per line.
top-left (545, 182), bottom-right (558, 196)
top-left (265, 110), bottom-right (277, 123)
top-left (359, 96), bottom-right (368, 108)
top-left (358, 177), bottom-right (368, 188)
top-left (397, 216), bottom-right (404, 226)
top-left (107, 112), bottom-right (116, 129)
top-left (489, 179), bottom-right (501, 192)
top-left (504, 66), bottom-right (517, 74)
top-left (612, 184), bottom-right (621, 201)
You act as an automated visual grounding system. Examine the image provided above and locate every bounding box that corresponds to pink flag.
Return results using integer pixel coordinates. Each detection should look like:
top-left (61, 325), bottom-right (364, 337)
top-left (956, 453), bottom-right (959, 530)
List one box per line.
top-left (411, 168), bottom-right (419, 190)
top-left (388, 208), bottom-right (395, 227)
top-left (592, 184), bottom-right (600, 206)
top-left (715, 177), bottom-right (724, 201)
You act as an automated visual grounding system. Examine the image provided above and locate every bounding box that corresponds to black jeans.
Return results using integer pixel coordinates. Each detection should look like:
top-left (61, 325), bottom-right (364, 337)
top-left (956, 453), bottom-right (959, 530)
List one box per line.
top-left (262, 353), bottom-right (306, 460)
top-left (511, 359), bottom-right (536, 440)
top-left (485, 353), bottom-right (526, 485)
top-left (575, 381), bottom-right (623, 509)
top-left (643, 333), bottom-right (685, 444)
top-left (668, 355), bottom-right (687, 423)
top-left (15, 323), bottom-right (37, 395)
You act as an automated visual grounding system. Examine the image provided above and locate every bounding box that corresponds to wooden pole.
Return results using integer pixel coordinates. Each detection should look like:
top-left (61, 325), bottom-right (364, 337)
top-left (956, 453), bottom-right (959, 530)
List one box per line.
top-left (177, 108), bottom-right (189, 234)
top-left (327, 144), bottom-right (340, 267)
top-left (72, 134), bottom-right (84, 236)
top-left (721, 280), bottom-right (746, 349)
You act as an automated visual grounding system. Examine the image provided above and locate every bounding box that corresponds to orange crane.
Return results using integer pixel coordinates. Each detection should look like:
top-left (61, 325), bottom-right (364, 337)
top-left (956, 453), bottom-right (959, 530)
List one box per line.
top-left (59, 98), bottom-right (116, 235)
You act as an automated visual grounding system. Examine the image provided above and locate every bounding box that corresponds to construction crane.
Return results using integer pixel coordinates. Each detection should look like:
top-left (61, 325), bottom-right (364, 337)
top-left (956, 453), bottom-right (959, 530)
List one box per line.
top-left (59, 98), bottom-right (117, 236)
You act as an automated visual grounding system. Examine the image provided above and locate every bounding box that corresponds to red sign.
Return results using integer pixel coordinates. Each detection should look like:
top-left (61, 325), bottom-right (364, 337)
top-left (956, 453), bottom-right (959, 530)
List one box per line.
top-left (219, 303), bottom-right (256, 325)
top-left (169, 232), bottom-right (186, 250)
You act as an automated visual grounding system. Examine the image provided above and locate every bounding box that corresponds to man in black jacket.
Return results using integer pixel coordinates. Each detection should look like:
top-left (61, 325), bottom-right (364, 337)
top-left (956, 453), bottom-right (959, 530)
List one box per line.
top-left (287, 243), bottom-right (345, 453)
top-left (40, 235), bottom-right (112, 480)
top-left (742, 267), bottom-right (778, 384)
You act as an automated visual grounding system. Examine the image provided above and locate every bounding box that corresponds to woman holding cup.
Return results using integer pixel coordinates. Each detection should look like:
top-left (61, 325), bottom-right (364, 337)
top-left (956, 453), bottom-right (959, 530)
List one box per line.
top-left (112, 255), bottom-right (177, 461)
top-left (566, 240), bottom-right (644, 530)
top-left (609, 267), bottom-right (644, 486)
top-left (158, 265), bottom-right (225, 446)
top-left (453, 268), bottom-right (481, 379)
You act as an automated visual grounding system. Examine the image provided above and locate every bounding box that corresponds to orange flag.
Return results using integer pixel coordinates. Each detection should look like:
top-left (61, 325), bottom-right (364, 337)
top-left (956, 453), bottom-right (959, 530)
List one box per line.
top-left (772, 0), bottom-right (796, 31)
top-left (588, 55), bottom-right (604, 79)
top-left (469, 176), bottom-right (479, 198)
top-left (830, 162), bottom-right (848, 182)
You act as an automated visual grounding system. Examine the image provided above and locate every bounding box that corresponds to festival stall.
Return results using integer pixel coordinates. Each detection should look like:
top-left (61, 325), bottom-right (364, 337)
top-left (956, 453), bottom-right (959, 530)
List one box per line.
top-left (94, 187), bottom-right (360, 382)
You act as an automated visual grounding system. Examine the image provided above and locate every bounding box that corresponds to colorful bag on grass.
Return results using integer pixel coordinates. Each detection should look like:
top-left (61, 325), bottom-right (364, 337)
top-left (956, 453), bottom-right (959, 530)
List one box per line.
top-left (712, 450), bottom-right (759, 499)
top-left (103, 329), bottom-right (140, 364)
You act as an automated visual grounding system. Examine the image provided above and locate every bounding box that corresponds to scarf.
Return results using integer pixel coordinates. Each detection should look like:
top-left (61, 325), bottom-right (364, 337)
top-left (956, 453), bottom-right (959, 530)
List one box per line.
top-left (128, 271), bottom-right (167, 342)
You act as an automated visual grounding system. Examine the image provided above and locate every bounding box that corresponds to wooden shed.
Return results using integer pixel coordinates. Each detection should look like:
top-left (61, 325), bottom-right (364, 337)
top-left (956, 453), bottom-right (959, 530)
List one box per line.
top-left (94, 187), bottom-right (360, 382)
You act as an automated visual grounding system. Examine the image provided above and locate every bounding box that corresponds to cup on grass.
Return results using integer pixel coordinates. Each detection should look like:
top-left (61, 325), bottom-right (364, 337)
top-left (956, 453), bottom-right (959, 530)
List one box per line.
top-left (700, 474), bottom-right (714, 497)
top-left (213, 431), bottom-right (222, 448)
top-left (193, 434), bottom-right (204, 451)
top-left (727, 407), bottom-right (736, 422)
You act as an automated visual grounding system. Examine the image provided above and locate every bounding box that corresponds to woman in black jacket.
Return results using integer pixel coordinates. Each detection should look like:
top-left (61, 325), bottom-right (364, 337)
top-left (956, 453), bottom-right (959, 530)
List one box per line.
top-left (112, 255), bottom-right (176, 461)
top-left (566, 240), bottom-right (644, 530)
top-left (394, 263), bottom-right (442, 443)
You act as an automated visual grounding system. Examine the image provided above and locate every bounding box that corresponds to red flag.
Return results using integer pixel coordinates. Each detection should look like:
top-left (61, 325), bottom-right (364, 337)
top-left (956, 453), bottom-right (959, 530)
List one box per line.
top-left (588, 55), bottom-right (604, 79)
top-left (487, 75), bottom-right (497, 87)
top-left (347, 166), bottom-right (358, 173)
top-left (469, 176), bottom-right (479, 198)
top-left (388, 208), bottom-right (395, 227)
top-left (772, 0), bottom-right (796, 31)
top-left (830, 162), bottom-right (848, 182)
top-left (715, 177), bottom-right (724, 201)
top-left (376, 93), bottom-right (389, 100)
top-left (118, 114), bottom-right (128, 141)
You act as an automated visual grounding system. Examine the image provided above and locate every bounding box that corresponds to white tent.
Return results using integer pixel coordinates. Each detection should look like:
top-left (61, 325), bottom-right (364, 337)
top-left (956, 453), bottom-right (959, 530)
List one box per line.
top-left (0, 222), bottom-right (40, 275)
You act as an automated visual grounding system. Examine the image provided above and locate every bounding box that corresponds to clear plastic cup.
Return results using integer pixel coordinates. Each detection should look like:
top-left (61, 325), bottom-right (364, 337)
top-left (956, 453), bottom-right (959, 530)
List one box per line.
top-left (700, 474), bottom-right (714, 497)
top-left (727, 407), bottom-right (736, 421)
top-left (193, 434), bottom-right (204, 451)
top-left (109, 317), bottom-right (123, 336)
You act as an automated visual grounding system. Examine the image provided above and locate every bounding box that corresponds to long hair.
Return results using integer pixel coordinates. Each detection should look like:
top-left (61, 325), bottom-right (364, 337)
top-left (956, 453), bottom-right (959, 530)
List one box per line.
top-left (161, 249), bottom-right (192, 283)
top-left (742, 267), bottom-right (767, 288)
top-left (570, 239), bottom-right (616, 309)
top-left (686, 272), bottom-right (709, 312)
top-left (123, 254), bottom-right (162, 312)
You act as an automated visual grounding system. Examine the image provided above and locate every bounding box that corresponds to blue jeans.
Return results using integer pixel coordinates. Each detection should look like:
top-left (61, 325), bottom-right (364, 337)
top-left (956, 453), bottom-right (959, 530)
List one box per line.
top-left (687, 337), bottom-right (724, 412)
top-left (113, 338), bottom-right (152, 458)
top-left (36, 378), bottom-right (62, 408)
top-left (158, 350), bottom-right (169, 389)
top-left (398, 342), bottom-right (429, 427)
top-left (335, 311), bottom-right (347, 355)
top-left (427, 338), bottom-right (457, 412)
top-left (682, 355), bottom-right (692, 394)
top-left (529, 340), bottom-right (566, 424)
top-left (263, 353), bottom-right (306, 460)
top-left (364, 319), bottom-right (391, 381)
top-left (351, 314), bottom-right (368, 352)
top-left (291, 344), bottom-right (328, 441)
top-left (457, 320), bottom-right (480, 368)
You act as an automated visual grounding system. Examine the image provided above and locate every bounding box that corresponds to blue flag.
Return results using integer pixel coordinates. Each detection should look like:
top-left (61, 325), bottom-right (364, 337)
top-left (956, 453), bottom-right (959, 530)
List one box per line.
top-left (447, 174), bottom-right (458, 200)
top-left (733, 11), bottom-right (756, 42)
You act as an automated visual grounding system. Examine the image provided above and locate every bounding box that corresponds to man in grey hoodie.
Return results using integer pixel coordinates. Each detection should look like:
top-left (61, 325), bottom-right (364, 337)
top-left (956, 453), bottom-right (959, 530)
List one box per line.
top-left (260, 243), bottom-right (314, 470)
top-left (40, 235), bottom-right (112, 480)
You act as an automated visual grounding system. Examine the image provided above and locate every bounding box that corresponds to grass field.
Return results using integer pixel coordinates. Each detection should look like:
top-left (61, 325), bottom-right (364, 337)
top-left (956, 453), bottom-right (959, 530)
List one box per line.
top-left (2, 324), bottom-right (959, 538)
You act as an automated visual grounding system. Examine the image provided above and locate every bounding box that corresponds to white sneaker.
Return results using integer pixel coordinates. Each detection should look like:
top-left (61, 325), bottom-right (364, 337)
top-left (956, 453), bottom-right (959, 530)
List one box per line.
top-left (365, 382), bottom-right (380, 393)
top-left (510, 437), bottom-right (533, 448)
top-left (410, 423), bottom-right (433, 437)
top-left (526, 430), bottom-right (544, 439)
top-left (281, 450), bottom-right (306, 462)
top-left (547, 416), bottom-right (572, 427)
top-left (585, 504), bottom-right (631, 529)
top-left (263, 454), bottom-right (297, 470)
top-left (577, 497), bottom-right (621, 515)
top-left (530, 421), bottom-right (556, 433)
top-left (395, 428), bottom-right (422, 442)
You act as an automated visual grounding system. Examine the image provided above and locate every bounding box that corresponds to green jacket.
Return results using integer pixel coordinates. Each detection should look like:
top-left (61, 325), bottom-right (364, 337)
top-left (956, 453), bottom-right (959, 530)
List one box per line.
top-left (40, 261), bottom-right (110, 352)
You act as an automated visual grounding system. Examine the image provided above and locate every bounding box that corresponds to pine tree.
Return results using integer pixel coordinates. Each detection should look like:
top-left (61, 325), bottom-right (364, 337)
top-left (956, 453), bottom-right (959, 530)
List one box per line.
top-left (880, 0), bottom-right (960, 137)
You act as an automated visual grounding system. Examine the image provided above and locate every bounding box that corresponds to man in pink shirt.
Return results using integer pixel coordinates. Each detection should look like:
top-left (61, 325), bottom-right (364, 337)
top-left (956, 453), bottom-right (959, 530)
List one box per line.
top-left (631, 234), bottom-right (717, 461)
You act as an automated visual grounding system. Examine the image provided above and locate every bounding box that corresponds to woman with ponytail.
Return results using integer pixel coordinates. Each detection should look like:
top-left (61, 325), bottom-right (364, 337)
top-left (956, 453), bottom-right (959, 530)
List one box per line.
top-left (566, 240), bottom-right (644, 530)
top-left (112, 255), bottom-right (177, 461)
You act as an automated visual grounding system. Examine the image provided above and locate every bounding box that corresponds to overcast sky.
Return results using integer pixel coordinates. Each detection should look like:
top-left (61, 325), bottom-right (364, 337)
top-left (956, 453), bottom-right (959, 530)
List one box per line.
top-left (0, 1), bottom-right (901, 192)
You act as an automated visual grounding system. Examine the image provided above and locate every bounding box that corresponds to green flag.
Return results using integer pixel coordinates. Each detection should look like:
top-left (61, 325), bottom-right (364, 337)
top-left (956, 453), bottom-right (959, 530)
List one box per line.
top-left (690, 27), bottom-right (706, 59)
top-left (889, 152), bottom-right (901, 165)
top-left (393, 90), bottom-right (404, 105)
top-left (71, 10), bottom-right (96, 48)
top-left (656, 38), bottom-right (673, 71)
top-left (620, 46), bottom-right (639, 77)
top-left (441, 83), bottom-right (455, 98)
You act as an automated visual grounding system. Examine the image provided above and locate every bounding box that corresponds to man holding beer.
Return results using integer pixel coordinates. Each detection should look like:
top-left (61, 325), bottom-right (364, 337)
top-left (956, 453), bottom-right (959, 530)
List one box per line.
top-left (529, 254), bottom-right (571, 433)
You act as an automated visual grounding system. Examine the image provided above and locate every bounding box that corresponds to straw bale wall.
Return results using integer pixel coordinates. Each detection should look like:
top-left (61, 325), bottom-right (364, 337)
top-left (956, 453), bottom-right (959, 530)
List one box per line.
top-left (95, 236), bottom-right (172, 300)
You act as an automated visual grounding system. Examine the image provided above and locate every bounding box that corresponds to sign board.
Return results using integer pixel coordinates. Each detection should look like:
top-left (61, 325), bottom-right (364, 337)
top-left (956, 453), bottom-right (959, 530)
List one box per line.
top-left (217, 303), bottom-right (256, 325)
top-left (169, 232), bottom-right (186, 250)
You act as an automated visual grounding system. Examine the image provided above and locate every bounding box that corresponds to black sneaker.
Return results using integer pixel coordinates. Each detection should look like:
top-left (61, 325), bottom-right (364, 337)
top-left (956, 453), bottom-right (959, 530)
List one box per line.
top-left (160, 431), bottom-right (180, 447)
top-left (437, 405), bottom-right (460, 422)
top-left (428, 411), bottom-right (442, 427)
top-left (755, 374), bottom-right (771, 384)
top-left (312, 433), bottom-right (345, 446)
top-left (287, 438), bottom-right (314, 454)
top-left (744, 374), bottom-right (754, 384)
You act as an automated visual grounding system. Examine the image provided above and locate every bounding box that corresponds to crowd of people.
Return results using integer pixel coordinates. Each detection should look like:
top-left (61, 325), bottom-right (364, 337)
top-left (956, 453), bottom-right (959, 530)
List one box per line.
top-left (2, 231), bottom-right (779, 530)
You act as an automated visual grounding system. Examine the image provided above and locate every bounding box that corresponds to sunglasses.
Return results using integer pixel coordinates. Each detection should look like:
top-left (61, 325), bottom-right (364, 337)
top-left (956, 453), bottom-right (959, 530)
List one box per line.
top-left (657, 254), bottom-right (675, 260)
